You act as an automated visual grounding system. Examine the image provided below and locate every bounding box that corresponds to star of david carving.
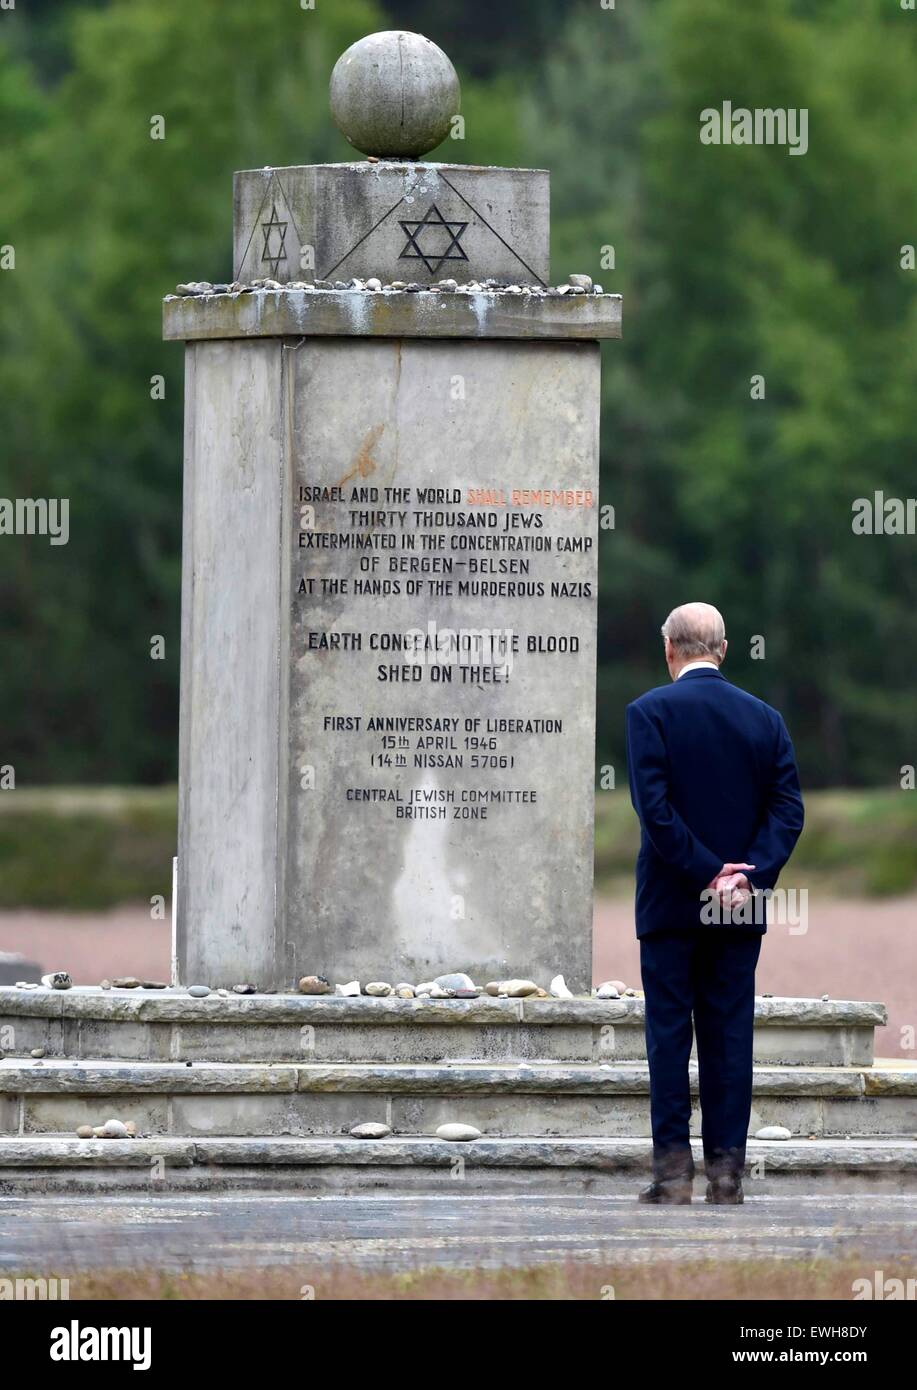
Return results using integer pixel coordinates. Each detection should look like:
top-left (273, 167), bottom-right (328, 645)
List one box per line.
top-left (398, 204), bottom-right (469, 276)
top-left (260, 202), bottom-right (288, 276)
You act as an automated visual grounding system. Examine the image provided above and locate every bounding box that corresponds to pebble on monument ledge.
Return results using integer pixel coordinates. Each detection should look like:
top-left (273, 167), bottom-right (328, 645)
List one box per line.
top-left (41, 972), bottom-right (71, 990)
top-left (350, 1122), bottom-right (392, 1139)
top-left (436, 1123), bottom-right (482, 1142)
top-left (75, 1119), bottom-right (138, 1141)
top-left (168, 278), bottom-right (609, 298)
top-left (298, 975), bottom-right (331, 995)
top-left (1, 975), bottom-right (647, 1001)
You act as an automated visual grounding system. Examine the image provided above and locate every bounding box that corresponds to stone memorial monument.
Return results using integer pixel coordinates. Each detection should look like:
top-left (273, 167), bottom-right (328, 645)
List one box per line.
top-left (164, 31), bottom-right (622, 993)
top-left (0, 33), bottom-right (904, 1208)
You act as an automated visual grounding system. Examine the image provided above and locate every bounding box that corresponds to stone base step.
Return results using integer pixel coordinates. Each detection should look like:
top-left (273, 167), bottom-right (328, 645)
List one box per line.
top-left (0, 987), bottom-right (885, 1066)
top-left (0, 1135), bottom-right (914, 1195)
top-left (3, 1059), bottom-right (915, 1139)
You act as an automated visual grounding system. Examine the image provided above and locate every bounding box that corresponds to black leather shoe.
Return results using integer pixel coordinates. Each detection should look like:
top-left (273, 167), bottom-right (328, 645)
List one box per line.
top-left (638, 1178), bottom-right (693, 1205)
top-left (705, 1175), bottom-right (744, 1204)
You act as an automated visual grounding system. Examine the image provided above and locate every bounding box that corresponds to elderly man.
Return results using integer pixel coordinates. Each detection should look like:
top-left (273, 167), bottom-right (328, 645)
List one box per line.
top-left (626, 603), bottom-right (804, 1204)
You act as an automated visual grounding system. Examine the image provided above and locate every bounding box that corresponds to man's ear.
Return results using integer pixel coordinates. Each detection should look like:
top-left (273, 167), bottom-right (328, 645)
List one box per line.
top-left (720, 639), bottom-right (728, 663)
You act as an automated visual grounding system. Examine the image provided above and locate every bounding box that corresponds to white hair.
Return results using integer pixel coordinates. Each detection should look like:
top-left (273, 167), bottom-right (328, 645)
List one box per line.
top-left (661, 602), bottom-right (726, 661)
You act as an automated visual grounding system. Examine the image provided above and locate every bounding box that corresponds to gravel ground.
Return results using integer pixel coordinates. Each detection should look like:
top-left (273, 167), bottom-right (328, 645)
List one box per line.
top-left (594, 894), bottom-right (916, 1059)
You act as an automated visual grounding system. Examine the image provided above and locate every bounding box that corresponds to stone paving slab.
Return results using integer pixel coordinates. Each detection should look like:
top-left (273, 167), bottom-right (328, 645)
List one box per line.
top-left (0, 1060), bottom-right (300, 1093)
top-left (865, 1070), bottom-right (917, 1095)
top-left (0, 986), bottom-right (887, 1026)
top-left (0, 1137), bottom-right (195, 1166)
top-left (0, 990), bottom-right (885, 1068)
top-left (1, 1134), bottom-right (915, 1174)
top-left (4, 1060), bottom-right (913, 1140)
top-left (1, 1058), bottom-right (904, 1095)
top-left (9, 1090), bottom-right (914, 1141)
top-left (0, 1019), bottom-right (880, 1067)
top-left (0, 992), bottom-right (886, 1070)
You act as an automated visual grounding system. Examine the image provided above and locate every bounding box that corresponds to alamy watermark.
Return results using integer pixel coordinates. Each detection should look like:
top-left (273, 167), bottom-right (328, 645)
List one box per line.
top-left (852, 492), bottom-right (917, 535)
top-left (700, 886), bottom-right (809, 934)
top-left (50, 1320), bottom-right (151, 1370)
top-left (0, 1275), bottom-right (70, 1299)
top-left (700, 102), bottom-right (808, 156)
top-left (852, 1270), bottom-right (916, 1300)
top-left (0, 497), bottom-right (69, 545)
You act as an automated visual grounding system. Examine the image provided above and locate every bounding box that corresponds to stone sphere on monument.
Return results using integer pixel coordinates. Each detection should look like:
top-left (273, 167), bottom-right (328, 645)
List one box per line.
top-left (329, 30), bottom-right (460, 159)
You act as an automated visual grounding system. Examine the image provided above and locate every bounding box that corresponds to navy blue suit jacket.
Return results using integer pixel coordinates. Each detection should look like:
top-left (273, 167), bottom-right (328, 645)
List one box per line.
top-left (625, 668), bottom-right (804, 937)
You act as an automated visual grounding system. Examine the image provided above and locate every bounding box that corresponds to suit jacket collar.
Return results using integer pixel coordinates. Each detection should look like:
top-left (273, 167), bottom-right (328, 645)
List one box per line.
top-left (677, 667), bottom-right (727, 682)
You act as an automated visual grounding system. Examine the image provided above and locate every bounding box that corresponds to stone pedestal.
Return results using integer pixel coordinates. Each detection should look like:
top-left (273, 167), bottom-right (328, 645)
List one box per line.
top-left (166, 282), bottom-right (618, 991)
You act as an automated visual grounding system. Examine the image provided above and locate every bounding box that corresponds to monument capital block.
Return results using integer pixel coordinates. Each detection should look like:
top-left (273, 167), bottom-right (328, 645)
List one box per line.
top-left (233, 161), bottom-right (550, 288)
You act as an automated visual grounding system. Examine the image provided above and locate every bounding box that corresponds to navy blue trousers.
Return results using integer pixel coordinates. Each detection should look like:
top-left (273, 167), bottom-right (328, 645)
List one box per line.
top-left (639, 928), bottom-right (762, 1180)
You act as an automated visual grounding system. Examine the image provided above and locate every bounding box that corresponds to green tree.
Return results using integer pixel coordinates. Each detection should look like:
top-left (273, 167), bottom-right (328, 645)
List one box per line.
top-left (2, 0), bottom-right (915, 792)
top-left (522, 0), bottom-right (917, 788)
top-left (0, 0), bottom-right (379, 782)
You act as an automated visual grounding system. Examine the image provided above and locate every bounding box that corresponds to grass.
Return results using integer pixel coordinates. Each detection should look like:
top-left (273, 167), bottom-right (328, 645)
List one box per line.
top-left (0, 787), bottom-right (176, 910)
top-left (59, 1255), bottom-right (911, 1300)
top-left (0, 785), bottom-right (915, 909)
